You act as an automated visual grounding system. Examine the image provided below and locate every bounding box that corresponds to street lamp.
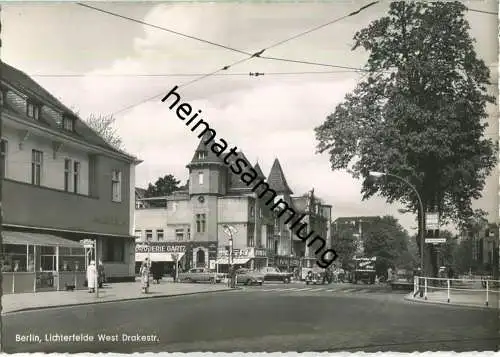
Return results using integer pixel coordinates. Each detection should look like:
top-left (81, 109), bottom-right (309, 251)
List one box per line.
top-left (222, 224), bottom-right (236, 270)
top-left (369, 171), bottom-right (425, 274)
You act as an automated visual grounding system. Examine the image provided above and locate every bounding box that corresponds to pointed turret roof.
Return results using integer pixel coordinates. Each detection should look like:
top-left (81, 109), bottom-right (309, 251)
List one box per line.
top-left (253, 162), bottom-right (265, 180)
top-left (187, 133), bottom-right (225, 168)
top-left (267, 158), bottom-right (293, 194)
top-left (227, 151), bottom-right (254, 191)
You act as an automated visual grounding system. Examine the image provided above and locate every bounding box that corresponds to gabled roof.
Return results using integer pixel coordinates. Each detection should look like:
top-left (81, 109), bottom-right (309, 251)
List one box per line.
top-left (291, 196), bottom-right (308, 213)
top-left (227, 152), bottom-right (254, 191)
top-left (187, 133), bottom-right (225, 167)
top-left (135, 187), bottom-right (147, 198)
top-left (1, 62), bottom-right (138, 162)
top-left (267, 158), bottom-right (293, 194)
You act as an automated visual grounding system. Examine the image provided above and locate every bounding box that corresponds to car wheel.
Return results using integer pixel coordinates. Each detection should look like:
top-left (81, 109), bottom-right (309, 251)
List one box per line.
top-left (209, 277), bottom-right (215, 284)
top-left (258, 282), bottom-right (263, 286)
top-left (284, 278), bottom-right (290, 284)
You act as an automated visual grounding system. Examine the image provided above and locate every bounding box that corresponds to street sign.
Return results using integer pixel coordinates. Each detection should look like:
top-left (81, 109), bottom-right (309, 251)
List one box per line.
top-left (425, 238), bottom-right (446, 244)
top-left (79, 239), bottom-right (95, 249)
top-left (425, 213), bottom-right (439, 230)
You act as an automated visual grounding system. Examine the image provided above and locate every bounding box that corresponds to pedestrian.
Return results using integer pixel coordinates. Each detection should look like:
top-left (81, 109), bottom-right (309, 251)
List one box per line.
top-left (97, 260), bottom-right (105, 288)
top-left (140, 259), bottom-right (150, 293)
top-left (86, 260), bottom-right (97, 293)
top-left (230, 265), bottom-right (237, 288)
top-left (447, 266), bottom-right (454, 287)
top-left (171, 264), bottom-right (177, 283)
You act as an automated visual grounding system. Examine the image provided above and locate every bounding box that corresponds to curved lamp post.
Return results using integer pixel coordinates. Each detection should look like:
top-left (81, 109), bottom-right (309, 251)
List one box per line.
top-left (369, 171), bottom-right (425, 274)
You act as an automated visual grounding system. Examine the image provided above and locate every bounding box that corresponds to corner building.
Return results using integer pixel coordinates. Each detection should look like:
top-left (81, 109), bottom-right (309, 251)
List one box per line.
top-left (135, 134), bottom-right (332, 275)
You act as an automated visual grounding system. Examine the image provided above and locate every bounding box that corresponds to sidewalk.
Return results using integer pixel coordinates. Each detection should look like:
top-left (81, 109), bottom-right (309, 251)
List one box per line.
top-left (405, 289), bottom-right (499, 309)
top-left (2, 280), bottom-right (234, 314)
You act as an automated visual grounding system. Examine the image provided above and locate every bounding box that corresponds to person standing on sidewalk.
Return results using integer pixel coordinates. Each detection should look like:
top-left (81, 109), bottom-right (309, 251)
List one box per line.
top-left (229, 265), bottom-right (237, 288)
top-left (86, 260), bottom-right (97, 293)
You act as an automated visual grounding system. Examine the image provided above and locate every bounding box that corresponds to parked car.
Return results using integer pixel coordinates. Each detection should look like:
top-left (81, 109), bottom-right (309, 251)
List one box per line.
top-left (236, 268), bottom-right (265, 285)
top-left (178, 268), bottom-right (223, 283)
top-left (259, 267), bottom-right (293, 283)
top-left (305, 271), bottom-right (326, 285)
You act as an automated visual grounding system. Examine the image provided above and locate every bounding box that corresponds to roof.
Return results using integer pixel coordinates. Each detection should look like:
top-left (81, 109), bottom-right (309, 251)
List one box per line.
top-left (291, 196), bottom-right (308, 213)
top-left (188, 132), bottom-right (226, 167)
top-left (253, 163), bottom-right (266, 180)
top-left (227, 152), bottom-right (254, 191)
top-left (1, 62), bottom-right (138, 162)
top-left (267, 158), bottom-right (293, 194)
top-left (3, 230), bottom-right (84, 248)
top-left (135, 187), bottom-right (147, 198)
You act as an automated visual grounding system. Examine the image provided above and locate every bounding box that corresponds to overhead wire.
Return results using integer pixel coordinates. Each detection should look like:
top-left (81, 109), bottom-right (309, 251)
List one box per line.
top-left (109, 1), bottom-right (379, 116)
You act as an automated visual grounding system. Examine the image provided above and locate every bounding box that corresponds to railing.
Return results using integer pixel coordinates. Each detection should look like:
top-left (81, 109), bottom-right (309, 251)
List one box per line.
top-left (413, 276), bottom-right (500, 307)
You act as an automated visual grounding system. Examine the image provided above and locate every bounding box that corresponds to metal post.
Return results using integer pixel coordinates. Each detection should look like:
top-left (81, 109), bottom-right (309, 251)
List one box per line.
top-left (55, 246), bottom-right (59, 291)
top-left (447, 279), bottom-right (450, 303)
top-left (413, 276), bottom-right (417, 295)
top-left (33, 245), bottom-right (37, 293)
top-left (95, 240), bottom-right (98, 298)
top-left (485, 280), bottom-right (489, 307)
top-left (424, 277), bottom-right (428, 300)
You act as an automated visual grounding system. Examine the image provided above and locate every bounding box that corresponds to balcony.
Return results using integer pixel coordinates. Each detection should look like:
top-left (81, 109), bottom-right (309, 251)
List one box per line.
top-left (3, 179), bottom-right (130, 235)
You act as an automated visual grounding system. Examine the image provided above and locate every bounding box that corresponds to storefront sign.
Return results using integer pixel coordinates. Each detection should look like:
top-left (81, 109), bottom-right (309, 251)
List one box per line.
top-left (135, 243), bottom-right (186, 254)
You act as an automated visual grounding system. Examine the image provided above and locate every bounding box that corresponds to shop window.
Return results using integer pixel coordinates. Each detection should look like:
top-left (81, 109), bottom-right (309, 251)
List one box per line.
top-left (103, 238), bottom-right (125, 263)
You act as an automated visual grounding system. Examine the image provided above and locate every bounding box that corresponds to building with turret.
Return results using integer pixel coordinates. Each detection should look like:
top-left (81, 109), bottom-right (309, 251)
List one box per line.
top-left (134, 134), bottom-right (333, 275)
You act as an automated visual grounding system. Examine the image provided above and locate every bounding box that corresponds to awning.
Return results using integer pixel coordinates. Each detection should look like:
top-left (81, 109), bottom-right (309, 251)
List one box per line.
top-left (135, 252), bottom-right (185, 263)
top-left (215, 257), bottom-right (251, 265)
top-left (2, 231), bottom-right (84, 248)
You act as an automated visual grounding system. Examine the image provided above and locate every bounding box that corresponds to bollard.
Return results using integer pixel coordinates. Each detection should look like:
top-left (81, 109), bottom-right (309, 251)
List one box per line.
top-left (424, 277), bottom-right (428, 300)
top-left (447, 279), bottom-right (450, 303)
top-left (485, 280), bottom-right (489, 307)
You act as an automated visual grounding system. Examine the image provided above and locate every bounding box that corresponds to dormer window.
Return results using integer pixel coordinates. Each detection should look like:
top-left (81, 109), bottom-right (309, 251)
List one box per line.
top-left (27, 101), bottom-right (40, 120)
top-left (197, 151), bottom-right (207, 160)
top-left (62, 116), bottom-right (75, 131)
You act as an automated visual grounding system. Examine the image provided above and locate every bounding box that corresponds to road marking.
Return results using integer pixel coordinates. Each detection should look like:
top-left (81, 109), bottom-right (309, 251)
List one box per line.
top-left (340, 288), bottom-right (357, 293)
top-left (294, 288), bottom-right (313, 291)
top-left (261, 288), bottom-right (280, 291)
top-left (307, 288), bottom-right (326, 292)
top-left (286, 288), bottom-right (302, 291)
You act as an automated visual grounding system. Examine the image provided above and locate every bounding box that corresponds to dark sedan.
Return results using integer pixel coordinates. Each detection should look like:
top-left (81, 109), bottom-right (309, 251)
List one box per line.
top-left (259, 267), bottom-right (293, 283)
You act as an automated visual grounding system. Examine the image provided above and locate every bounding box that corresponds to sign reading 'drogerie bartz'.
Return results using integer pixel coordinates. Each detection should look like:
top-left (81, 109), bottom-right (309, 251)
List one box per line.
top-left (135, 243), bottom-right (186, 254)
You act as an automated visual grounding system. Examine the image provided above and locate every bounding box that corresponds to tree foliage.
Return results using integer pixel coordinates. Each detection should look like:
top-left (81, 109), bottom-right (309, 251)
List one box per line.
top-left (332, 225), bottom-right (358, 270)
top-left (363, 215), bottom-right (413, 275)
top-left (145, 174), bottom-right (181, 198)
top-left (85, 114), bottom-right (123, 150)
top-left (315, 2), bottom-right (497, 229)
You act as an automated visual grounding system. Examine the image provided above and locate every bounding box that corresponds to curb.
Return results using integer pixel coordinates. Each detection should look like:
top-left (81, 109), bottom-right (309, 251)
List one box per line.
top-left (403, 293), bottom-right (495, 311)
top-left (2, 287), bottom-right (239, 315)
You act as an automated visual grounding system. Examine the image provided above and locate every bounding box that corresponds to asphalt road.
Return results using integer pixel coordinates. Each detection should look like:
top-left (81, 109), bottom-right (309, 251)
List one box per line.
top-left (3, 285), bottom-right (498, 353)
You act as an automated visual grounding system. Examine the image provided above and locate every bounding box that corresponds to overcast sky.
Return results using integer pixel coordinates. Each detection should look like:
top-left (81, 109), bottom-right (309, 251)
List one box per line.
top-left (2, 1), bottom-right (498, 233)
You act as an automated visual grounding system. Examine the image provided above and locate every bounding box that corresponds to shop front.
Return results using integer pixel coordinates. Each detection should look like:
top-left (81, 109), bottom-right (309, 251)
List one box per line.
top-left (1, 230), bottom-right (87, 294)
top-left (275, 255), bottom-right (301, 275)
top-left (134, 241), bottom-right (218, 275)
top-left (215, 247), bottom-right (268, 273)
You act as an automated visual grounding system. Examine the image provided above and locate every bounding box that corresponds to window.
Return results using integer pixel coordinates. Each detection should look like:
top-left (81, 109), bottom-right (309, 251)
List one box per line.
top-left (27, 102), bottom-right (40, 120)
top-left (103, 238), bottom-right (125, 263)
top-left (175, 228), bottom-right (184, 241)
top-left (250, 206), bottom-right (255, 218)
top-left (63, 117), bottom-right (74, 131)
top-left (197, 151), bottom-right (207, 160)
top-left (156, 229), bottom-right (164, 241)
top-left (64, 159), bottom-right (72, 191)
top-left (196, 214), bottom-right (206, 233)
top-left (134, 230), bottom-right (142, 242)
top-left (145, 230), bottom-right (153, 242)
top-left (198, 172), bottom-right (204, 185)
top-left (248, 224), bottom-right (255, 247)
top-left (31, 150), bottom-right (43, 185)
top-left (187, 227), bottom-right (191, 240)
top-left (112, 170), bottom-right (122, 202)
top-left (73, 161), bottom-right (80, 193)
top-left (0, 139), bottom-right (7, 178)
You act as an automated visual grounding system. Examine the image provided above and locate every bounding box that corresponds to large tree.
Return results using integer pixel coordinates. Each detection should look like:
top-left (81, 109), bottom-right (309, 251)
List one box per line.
top-left (145, 174), bottom-right (181, 207)
top-left (315, 2), bottom-right (497, 276)
top-left (333, 225), bottom-right (358, 270)
top-left (363, 216), bottom-right (412, 276)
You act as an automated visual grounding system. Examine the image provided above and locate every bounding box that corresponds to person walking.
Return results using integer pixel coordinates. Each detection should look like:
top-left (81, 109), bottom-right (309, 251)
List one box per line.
top-left (86, 260), bottom-right (97, 293)
top-left (140, 259), bottom-right (150, 293)
top-left (229, 265), bottom-right (237, 288)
